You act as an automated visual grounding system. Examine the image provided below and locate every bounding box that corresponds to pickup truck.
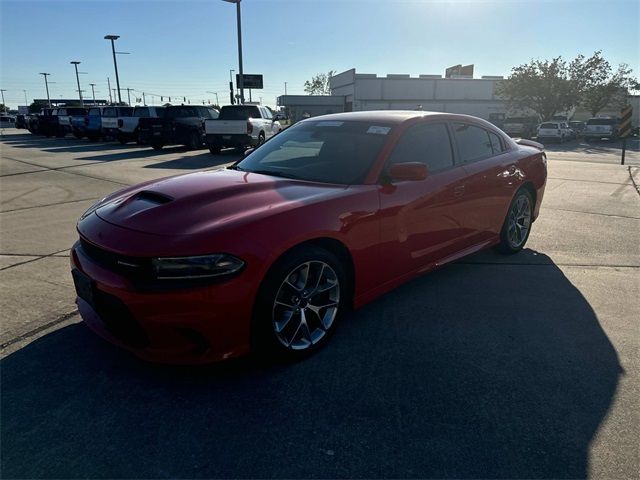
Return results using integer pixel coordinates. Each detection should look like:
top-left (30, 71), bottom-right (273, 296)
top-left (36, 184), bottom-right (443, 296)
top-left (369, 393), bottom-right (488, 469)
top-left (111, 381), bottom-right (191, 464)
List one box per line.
top-left (39, 109), bottom-right (60, 137)
top-left (116, 106), bottom-right (165, 145)
top-left (583, 117), bottom-right (619, 141)
top-left (502, 117), bottom-right (539, 139)
top-left (138, 105), bottom-right (218, 150)
top-left (205, 105), bottom-right (281, 154)
top-left (101, 106), bottom-right (134, 140)
top-left (56, 107), bottom-right (87, 137)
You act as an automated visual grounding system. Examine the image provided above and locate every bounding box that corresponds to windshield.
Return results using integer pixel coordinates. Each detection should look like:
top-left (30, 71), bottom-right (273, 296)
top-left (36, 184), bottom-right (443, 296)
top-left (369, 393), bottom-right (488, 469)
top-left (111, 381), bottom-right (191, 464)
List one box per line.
top-left (236, 120), bottom-right (392, 184)
top-left (219, 106), bottom-right (261, 120)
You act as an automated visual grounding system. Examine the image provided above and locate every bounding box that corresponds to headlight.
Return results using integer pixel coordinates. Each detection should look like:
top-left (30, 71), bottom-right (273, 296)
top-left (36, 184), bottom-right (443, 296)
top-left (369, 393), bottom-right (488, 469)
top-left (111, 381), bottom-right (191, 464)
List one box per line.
top-left (152, 254), bottom-right (245, 280)
top-left (80, 197), bottom-right (107, 220)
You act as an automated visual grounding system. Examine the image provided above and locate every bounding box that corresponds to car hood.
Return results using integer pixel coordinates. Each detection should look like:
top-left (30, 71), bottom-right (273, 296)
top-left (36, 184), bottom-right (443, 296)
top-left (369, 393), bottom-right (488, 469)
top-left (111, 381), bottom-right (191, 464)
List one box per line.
top-left (94, 168), bottom-right (348, 236)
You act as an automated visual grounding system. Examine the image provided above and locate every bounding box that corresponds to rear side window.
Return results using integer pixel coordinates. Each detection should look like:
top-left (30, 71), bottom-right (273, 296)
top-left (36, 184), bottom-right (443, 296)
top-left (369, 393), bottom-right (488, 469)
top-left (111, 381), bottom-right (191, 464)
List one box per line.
top-left (89, 108), bottom-right (101, 116)
top-left (488, 131), bottom-right (504, 154)
top-left (388, 122), bottom-right (454, 173)
top-left (134, 107), bottom-right (150, 118)
top-left (102, 108), bottom-right (116, 117)
top-left (58, 109), bottom-right (67, 115)
top-left (453, 123), bottom-right (493, 163)
top-left (118, 108), bottom-right (133, 117)
top-left (219, 106), bottom-right (261, 120)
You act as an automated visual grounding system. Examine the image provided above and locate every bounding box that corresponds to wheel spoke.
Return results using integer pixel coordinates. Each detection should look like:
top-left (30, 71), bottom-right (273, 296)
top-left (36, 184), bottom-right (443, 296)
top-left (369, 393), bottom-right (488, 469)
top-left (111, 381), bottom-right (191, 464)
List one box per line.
top-left (274, 308), bottom-right (297, 333)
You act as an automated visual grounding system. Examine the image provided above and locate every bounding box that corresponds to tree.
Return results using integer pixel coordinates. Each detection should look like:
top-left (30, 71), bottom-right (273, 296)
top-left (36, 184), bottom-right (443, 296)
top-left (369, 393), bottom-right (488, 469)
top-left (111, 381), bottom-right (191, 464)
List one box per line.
top-left (571, 51), bottom-right (635, 116)
top-left (496, 57), bottom-right (578, 121)
top-left (303, 70), bottom-right (335, 95)
top-left (0, 103), bottom-right (6, 113)
top-left (29, 101), bottom-right (49, 113)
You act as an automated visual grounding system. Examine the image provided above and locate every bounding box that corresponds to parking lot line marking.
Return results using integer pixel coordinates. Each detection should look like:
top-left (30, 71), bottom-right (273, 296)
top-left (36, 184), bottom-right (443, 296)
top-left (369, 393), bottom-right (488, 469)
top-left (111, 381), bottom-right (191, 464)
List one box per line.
top-left (543, 207), bottom-right (640, 221)
top-left (0, 248), bottom-right (69, 272)
top-left (0, 196), bottom-right (102, 214)
top-left (548, 176), bottom-right (633, 187)
top-left (0, 310), bottom-right (80, 351)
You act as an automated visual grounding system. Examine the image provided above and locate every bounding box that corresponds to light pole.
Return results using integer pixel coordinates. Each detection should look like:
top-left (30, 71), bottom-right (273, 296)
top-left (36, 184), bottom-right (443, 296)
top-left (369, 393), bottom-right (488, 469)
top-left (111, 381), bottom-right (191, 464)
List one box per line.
top-left (104, 35), bottom-right (130, 104)
top-left (207, 91), bottom-right (219, 105)
top-left (126, 87), bottom-right (133, 106)
top-left (23, 90), bottom-right (28, 106)
top-left (284, 82), bottom-right (288, 96)
top-left (223, 0), bottom-right (244, 104)
top-left (39, 73), bottom-right (52, 107)
top-left (89, 83), bottom-right (97, 105)
top-left (107, 77), bottom-right (112, 104)
top-left (70, 61), bottom-right (84, 107)
top-left (0, 89), bottom-right (6, 112)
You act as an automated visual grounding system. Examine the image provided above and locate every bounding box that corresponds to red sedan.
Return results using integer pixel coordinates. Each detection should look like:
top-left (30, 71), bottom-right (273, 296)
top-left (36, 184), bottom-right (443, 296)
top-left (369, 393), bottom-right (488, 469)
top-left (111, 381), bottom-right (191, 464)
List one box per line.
top-left (71, 111), bottom-right (547, 364)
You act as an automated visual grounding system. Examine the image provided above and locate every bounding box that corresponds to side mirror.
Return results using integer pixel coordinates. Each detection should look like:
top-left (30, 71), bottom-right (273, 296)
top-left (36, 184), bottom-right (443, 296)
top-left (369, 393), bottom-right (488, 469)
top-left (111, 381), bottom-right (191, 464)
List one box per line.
top-left (244, 148), bottom-right (255, 157)
top-left (388, 162), bottom-right (428, 182)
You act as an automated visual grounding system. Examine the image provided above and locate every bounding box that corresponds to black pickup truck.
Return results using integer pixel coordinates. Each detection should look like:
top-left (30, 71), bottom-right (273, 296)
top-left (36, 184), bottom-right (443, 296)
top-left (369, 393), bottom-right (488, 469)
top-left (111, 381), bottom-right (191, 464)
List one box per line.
top-left (38, 109), bottom-right (60, 137)
top-left (138, 105), bottom-right (219, 150)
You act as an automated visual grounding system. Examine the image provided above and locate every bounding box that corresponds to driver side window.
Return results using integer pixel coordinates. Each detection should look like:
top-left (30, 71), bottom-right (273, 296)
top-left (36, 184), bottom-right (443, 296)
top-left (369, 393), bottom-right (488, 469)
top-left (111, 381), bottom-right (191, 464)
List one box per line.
top-left (388, 122), bottom-right (454, 173)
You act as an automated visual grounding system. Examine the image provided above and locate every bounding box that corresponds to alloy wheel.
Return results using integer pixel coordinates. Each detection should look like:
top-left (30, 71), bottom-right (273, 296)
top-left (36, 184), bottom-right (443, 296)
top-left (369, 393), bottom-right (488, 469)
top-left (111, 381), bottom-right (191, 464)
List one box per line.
top-left (272, 261), bottom-right (340, 350)
top-left (507, 194), bottom-right (532, 249)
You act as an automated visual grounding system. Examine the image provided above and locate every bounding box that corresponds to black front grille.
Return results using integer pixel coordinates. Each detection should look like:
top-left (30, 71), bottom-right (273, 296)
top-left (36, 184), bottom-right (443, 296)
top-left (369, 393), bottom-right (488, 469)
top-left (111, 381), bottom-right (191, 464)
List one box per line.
top-left (94, 289), bottom-right (149, 347)
top-left (79, 238), bottom-right (153, 280)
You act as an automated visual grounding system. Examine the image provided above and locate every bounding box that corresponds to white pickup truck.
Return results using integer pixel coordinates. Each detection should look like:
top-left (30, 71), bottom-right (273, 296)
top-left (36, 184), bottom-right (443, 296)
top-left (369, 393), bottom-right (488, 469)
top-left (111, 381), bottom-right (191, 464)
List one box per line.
top-left (116, 106), bottom-right (165, 144)
top-left (205, 105), bottom-right (281, 154)
top-left (101, 106), bottom-right (134, 140)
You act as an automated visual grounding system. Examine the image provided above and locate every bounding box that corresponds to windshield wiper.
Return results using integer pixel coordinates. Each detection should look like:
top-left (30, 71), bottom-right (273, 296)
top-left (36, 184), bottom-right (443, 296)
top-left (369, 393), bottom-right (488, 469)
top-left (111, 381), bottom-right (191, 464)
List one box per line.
top-left (227, 164), bottom-right (245, 171)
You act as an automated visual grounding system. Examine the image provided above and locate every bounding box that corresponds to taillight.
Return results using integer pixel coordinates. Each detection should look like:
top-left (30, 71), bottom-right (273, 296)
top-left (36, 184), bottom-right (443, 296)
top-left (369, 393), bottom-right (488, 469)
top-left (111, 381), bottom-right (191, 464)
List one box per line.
top-left (117, 119), bottom-right (123, 128)
top-left (247, 121), bottom-right (253, 134)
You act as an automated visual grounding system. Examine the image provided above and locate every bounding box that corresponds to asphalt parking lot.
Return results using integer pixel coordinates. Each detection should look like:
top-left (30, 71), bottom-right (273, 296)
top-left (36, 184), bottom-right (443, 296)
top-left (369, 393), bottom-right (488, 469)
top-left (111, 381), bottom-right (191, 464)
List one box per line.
top-left (1, 130), bottom-right (639, 478)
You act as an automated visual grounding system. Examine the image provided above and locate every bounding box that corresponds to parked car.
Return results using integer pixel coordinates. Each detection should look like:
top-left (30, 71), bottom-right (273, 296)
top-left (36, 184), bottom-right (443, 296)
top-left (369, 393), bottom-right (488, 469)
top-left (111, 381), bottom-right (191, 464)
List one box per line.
top-left (583, 117), bottom-right (619, 141)
top-left (536, 121), bottom-right (572, 143)
top-left (83, 107), bottom-right (107, 141)
top-left (116, 106), bottom-right (165, 145)
top-left (568, 121), bottom-right (586, 136)
top-left (0, 115), bottom-right (16, 128)
top-left (39, 109), bottom-right (60, 137)
top-left (71, 111), bottom-right (547, 364)
top-left (15, 114), bottom-right (28, 129)
top-left (56, 108), bottom-right (87, 137)
top-left (101, 106), bottom-right (134, 140)
top-left (502, 117), bottom-right (539, 139)
top-left (138, 105), bottom-right (218, 150)
top-left (205, 105), bottom-right (281, 154)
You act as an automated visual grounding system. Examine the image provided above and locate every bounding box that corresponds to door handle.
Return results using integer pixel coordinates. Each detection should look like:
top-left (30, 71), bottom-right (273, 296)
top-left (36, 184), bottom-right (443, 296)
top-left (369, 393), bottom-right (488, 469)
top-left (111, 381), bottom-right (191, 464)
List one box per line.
top-left (454, 185), bottom-right (465, 197)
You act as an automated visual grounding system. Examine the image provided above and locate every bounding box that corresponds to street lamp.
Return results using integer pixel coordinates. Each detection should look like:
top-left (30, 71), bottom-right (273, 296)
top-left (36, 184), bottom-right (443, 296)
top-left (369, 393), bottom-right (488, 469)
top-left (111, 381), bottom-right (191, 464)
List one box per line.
top-left (104, 35), bottom-right (130, 105)
top-left (70, 61), bottom-right (84, 107)
top-left (39, 73), bottom-right (52, 107)
top-left (206, 91), bottom-right (219, 105)
top-left (23, 90), bottom-right (28, 107)
top-left (89, 83), bottom-right (97, 105)
top-left (223, 0), bottom-right (244, 104)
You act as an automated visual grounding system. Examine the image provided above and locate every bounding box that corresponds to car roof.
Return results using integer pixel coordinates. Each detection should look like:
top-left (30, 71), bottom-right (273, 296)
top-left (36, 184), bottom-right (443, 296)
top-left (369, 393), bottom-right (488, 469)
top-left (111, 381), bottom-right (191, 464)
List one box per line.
top-left (301, 110), bottom-right (461, 125)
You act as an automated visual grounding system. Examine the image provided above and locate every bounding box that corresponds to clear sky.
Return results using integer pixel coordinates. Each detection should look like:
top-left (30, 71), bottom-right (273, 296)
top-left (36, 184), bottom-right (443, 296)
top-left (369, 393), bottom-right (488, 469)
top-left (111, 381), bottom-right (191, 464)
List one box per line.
top-left (1, 0), bottom-right (638, 108)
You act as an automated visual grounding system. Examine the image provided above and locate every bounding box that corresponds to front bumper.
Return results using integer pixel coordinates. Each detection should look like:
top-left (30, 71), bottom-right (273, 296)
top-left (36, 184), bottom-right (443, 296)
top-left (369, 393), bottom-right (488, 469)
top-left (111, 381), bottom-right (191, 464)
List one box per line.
top-left (70, 240), bottom-right (255, 364)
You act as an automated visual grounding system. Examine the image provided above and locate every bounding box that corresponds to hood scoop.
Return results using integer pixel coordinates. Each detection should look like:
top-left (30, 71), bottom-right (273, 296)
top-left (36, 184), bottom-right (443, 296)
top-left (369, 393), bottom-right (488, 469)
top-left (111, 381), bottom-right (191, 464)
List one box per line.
top-left (134, 190), bottom-right (173, 205)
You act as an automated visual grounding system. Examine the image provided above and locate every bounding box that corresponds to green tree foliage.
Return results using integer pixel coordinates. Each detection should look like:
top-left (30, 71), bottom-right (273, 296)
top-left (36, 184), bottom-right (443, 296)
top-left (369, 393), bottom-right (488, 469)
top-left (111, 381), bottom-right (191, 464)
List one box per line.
top-left (571, 51), bottom-right (635, 116)
top-left (303, 70), bottom-right (335, 95)
top-left (0, 103), bottom-right (7, 113)
top-left (496, 52), bottom-right (636, 120)
top-left (29, 101), bottom-right (49, 113)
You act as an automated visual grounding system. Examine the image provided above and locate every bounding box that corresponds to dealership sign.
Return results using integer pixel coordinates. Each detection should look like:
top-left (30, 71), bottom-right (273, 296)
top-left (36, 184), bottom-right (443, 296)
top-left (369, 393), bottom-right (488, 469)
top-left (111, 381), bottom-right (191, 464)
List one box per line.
top-left (236, 74), bottom-right (263, 89)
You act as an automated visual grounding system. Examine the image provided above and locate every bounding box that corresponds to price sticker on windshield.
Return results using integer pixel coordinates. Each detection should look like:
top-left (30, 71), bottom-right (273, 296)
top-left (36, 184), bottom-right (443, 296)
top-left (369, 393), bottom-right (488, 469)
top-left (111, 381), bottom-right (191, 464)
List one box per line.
top-left (367, 126), bottom-right (391, 135)
top-left (316, 121), bottom-right (344, 127)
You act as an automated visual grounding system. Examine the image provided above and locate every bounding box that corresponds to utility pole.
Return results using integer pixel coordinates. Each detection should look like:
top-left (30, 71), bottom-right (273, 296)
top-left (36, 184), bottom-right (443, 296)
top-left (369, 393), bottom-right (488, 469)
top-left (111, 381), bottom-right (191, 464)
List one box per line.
top-left (0, 89), bottom-right (6, 112)
top-left (89, 83), bottom-right (96, 105)
top-left (70, 61), bottom-right (84, 107)
top-left (229, 69), bottom-right (235, 105)
top-left (23, 90), bottom-right (28, 107)
top-left (142, 92), bottom-right (146, 106)
top-left (39, 73), bottom-right (52, 107)
top-left (107, 77), bottom-right (112, 104)
top-left (126, 87), bottom-right (133, 105)
top-left (284, 82), bottom-right (288, 95)
top-left (112, 89), bottom-right (117, 102)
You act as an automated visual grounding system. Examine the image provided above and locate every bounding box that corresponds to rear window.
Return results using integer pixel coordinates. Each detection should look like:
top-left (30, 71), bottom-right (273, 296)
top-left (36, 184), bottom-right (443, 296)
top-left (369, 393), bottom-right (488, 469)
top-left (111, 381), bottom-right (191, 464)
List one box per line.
top-left (539, 123), bottom-right (558, 129)
top-left (165, 106), bottom-right (198, 118)
top-left (587, 118), bottom-right (617, 125)
top-left (133, 107), bottom-right (150, 118)
top-left (219, 106), bottom-right (261, 120)
top-left (118, 107), bottom-right (134, 117)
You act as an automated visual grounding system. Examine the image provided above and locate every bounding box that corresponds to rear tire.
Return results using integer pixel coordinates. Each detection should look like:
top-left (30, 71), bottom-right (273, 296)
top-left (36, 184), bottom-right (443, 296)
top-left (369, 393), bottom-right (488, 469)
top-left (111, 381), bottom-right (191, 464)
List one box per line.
top-left (252, 246), bottom-right (346, 361)
top-left (187, 130), bottom-right (201, 150)
top-left (257, 132), bottom-right (265, 146)
top-left (209, 144), bottom-right (221, 155)
top-left (150, 142), bottom-right (164, 151)
top-left (497, 188), bottom-right (534, 254)
top-left (117, 134), bottom-right (128, 145)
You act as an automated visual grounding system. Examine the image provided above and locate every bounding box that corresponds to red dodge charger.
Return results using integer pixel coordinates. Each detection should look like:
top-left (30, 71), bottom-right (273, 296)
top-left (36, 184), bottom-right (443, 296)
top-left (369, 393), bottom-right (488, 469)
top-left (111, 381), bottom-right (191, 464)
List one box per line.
top-left (71, 111), bottom-right (547, 364)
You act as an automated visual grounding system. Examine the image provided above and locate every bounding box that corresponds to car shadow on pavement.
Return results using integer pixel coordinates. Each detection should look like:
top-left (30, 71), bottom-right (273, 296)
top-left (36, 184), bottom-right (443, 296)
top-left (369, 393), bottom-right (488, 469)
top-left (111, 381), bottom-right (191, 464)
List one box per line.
top-left (0, 251), bottom-right (621, 479)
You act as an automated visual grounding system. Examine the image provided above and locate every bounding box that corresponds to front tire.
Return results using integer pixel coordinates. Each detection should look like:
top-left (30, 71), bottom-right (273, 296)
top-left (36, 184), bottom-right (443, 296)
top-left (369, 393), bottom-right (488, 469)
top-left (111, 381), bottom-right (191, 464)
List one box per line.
top-left (497, 188), bottom-right (534, 254)
top-left (252, 246), bottom-right (346, 360)
top-left (187, 130), bottom-right (201, 150)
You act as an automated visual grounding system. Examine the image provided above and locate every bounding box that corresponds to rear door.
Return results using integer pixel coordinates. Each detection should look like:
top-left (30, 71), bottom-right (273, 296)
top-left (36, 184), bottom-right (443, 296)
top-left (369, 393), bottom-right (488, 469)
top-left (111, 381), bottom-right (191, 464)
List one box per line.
top-left (377, 121), bottom-right (470, 278)
top-left (453, 122), bottom-right (520, 244)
